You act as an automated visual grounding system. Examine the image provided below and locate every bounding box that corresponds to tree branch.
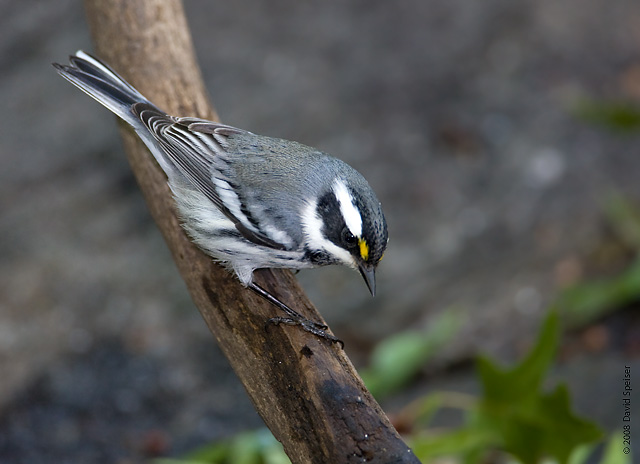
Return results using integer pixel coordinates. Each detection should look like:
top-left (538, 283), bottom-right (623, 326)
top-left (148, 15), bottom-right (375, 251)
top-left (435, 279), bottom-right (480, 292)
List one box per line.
top-left (82, 1), bottom-right (419, 462)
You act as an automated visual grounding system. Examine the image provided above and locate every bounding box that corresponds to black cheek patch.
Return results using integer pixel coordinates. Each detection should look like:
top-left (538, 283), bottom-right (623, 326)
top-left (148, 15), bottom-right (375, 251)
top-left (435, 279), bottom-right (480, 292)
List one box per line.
top-left (316, 191), bottom-right (346, 248)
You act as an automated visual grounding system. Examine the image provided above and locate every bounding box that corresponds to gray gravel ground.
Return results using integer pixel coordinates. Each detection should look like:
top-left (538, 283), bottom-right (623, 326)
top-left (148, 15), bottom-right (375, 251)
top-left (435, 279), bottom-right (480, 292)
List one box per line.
top-left (1, 0), bottom-right (639, 461)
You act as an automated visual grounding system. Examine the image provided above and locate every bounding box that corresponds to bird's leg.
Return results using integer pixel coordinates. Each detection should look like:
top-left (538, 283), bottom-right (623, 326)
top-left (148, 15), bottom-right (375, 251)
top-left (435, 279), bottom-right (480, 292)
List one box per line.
top-left (248, 282), bottom-right (343, 347)
top-left (248, 282), bottom-right (327, 329)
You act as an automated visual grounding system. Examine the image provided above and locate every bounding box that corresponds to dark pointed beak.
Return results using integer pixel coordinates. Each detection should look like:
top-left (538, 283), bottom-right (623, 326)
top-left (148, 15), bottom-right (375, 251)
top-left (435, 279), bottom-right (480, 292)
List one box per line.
top-left (358, 263), bottom-right (376, 297)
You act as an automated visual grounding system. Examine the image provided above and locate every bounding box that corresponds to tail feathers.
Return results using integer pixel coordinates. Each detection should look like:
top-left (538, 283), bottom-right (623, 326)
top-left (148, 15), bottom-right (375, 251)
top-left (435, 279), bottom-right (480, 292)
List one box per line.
top-left (53, 51), bottom-right (150, 123)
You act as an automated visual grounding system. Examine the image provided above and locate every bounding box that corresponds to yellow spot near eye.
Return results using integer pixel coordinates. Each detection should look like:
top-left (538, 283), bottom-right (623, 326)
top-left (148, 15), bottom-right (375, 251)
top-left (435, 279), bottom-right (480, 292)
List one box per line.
top-left (359, 238), bottom-right (369, 261)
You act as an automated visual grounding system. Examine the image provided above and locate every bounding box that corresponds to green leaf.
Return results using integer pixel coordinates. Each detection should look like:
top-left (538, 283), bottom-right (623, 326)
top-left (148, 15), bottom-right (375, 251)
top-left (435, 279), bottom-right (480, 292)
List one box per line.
top-left (600, 430), bottom-right (632, 464)
top-left (410, 425), bottom-right (498, 462)
top-left (154, 460), bottom-right (217, 464)
top-left (573, 98), bottom-right (640, 132)
top-left (475, 312), bottom-right (602, 464)
top-left (554, 257), bottom-right (640, 327)
top-left (477, 311), bottom-right (559, 403)
top-left (164, 440), bottom-right (231, 464)
top-left (567, 443), bottom-right (596, 464)
top-left (159, 429), bottom-right (289, 464)
top-left (553, 193), bottom-right (640, 328)
top-left (361, 309), bottom-right (460, 398)
top-left (253, 428), bottom-right (290, 464)
top-left (503, 384), bottom-right (601, 464)
top-left (227, 431), bottom-right (263, 464)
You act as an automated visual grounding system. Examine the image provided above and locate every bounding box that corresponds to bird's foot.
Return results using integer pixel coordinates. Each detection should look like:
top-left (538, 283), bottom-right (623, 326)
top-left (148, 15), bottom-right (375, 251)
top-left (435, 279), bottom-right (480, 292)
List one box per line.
top-left (249, 282), bottom-right (344, 348)
top-left (267, 316), bottom-right (344, 348)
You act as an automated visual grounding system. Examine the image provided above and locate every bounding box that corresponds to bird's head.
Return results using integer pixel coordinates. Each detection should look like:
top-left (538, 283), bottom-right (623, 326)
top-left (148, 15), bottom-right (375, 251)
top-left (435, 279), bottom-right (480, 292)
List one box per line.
top-left (301, 176), bottom-right (388, 296)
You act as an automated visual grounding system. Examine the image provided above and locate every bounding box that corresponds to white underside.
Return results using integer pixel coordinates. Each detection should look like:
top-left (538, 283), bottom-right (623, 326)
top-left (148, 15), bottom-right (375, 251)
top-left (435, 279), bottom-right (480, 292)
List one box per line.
top-left (171, 184), bottom-right (310, 286)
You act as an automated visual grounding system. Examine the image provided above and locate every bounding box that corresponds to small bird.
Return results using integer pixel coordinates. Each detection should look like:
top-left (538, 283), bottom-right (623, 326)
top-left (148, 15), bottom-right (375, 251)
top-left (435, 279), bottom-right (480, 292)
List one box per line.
top-left (54, 51), bottom-right (388, 344)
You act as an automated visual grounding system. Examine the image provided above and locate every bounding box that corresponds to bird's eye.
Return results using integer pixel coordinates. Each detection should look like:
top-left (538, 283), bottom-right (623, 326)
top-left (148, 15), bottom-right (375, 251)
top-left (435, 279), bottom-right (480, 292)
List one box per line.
top-left (342, 228), bottom-right (357, 248)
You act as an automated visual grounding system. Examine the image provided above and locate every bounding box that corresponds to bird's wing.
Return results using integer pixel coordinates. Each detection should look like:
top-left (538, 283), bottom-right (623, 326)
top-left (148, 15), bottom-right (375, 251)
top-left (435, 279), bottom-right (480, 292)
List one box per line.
top-left (133, 103), bottom-right (287, 250)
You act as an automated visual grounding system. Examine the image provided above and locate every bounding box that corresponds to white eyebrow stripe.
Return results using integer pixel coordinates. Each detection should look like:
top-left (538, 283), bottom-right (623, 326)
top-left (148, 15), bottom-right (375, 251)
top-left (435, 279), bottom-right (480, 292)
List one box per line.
top-left (332, 178), bottom-right (363, 237)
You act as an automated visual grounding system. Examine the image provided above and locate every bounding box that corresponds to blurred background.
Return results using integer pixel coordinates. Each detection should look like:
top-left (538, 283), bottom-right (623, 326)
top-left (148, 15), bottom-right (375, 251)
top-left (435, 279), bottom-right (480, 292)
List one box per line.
top-left (1, 0), bottom-right (639, 462)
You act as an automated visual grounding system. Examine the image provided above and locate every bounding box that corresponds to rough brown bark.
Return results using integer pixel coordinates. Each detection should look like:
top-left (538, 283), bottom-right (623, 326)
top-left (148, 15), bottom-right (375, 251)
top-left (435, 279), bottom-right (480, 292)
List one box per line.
top-left (82, 1), bottom-right (420, 462)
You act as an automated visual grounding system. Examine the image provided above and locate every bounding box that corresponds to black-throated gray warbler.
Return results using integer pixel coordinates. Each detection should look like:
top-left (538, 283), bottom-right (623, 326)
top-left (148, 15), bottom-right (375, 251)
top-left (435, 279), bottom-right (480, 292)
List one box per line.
top-left (54, 51), bottom-right (388, 344)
